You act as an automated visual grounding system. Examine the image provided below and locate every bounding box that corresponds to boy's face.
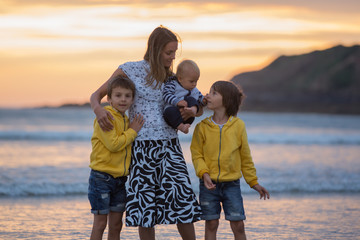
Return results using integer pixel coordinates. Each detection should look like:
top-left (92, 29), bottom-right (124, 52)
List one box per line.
top-left (178, 68), bottom-right (199, 91)
top-left (107, 86), bottom-right (134, 114)
top-left (205, 87), bottom-right (224, 111)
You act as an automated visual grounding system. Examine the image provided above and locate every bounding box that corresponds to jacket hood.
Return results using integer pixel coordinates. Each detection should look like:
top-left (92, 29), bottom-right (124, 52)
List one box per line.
top-left (105, 105), bottom-right (124, 119)
top-left (201, 115), bottom-right (239, 128)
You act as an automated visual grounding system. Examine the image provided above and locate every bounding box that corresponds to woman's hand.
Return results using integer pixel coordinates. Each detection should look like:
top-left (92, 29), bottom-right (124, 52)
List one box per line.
top-left (179, 106), bottom-right (197, 121)
top-left (90, 68), bottom-right (129, 131)
top-left (94, 105), bottom-right (114, 131)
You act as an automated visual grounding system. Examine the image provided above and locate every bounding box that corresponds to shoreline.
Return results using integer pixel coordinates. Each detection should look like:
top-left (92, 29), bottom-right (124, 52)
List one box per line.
top-left (2, 105), bottom-right (360, 116)
top-left (0, 191), bottom-right (359, 200)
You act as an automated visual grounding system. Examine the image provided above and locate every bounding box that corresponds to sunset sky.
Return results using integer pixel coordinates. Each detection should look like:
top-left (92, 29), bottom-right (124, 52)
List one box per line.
top-left (1, 0), bottom-right (359, 108)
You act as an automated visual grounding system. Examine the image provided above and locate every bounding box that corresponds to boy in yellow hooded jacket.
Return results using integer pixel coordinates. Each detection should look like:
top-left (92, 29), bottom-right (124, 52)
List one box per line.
top-left (88, 76), bottom-right (144, 240)
top-left (191, 81), bottom-right (269, 240)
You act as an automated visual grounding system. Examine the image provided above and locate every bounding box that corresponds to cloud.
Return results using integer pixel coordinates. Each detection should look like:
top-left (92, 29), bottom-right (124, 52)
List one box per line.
top-left (3, 0), bottom-right (360, 13)
top-left (181, 31), bottom-right (360, 44)
top-left (2, 2), bottom-right (358, 52)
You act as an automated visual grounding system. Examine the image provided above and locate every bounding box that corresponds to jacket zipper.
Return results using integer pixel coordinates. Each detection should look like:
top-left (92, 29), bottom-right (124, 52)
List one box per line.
top-left (217, 126), bottom-right (222, 182)
top-left (123, 116), bottom-right (127, 177)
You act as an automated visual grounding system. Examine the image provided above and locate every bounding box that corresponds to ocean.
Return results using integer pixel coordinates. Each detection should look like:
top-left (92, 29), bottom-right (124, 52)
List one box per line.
top-left (0, 108), bottom-right (359, 239)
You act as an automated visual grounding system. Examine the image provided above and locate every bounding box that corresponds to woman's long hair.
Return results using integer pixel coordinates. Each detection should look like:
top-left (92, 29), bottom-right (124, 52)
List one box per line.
top-left (144, 25), bottom-right (180, 89)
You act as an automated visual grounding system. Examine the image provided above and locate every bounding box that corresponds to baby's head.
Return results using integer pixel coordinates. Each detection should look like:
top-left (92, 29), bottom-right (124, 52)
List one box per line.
top-left (210, 81), bottom-right (244, 116)
top-left (107, 76), bottom-right (136, 114)
top-left (176, 59), bottom-right (200, 90)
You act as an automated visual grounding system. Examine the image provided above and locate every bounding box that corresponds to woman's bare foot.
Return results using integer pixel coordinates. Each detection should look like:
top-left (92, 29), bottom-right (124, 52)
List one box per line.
top-left (177, 123), bottom-right (191, 134)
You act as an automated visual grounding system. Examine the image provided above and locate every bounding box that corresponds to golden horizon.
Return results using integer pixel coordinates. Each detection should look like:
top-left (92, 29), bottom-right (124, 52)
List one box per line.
top-left (1, 1), bottom-right (359, 108)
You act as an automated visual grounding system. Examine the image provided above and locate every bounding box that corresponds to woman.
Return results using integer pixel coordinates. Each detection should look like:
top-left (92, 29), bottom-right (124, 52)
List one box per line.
top-left (90, 26), bottom-right (201, 240)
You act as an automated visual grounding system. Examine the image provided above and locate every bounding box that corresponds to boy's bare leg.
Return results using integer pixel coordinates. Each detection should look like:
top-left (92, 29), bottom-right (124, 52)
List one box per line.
top-left (177, 123), bottom-right (191, 134)
top-left (90, 214), bottom-right (107, 240)
top-left (205, 219), bottom-right (219, 240)
top-left (230, 220), bottom-right (246, 240)
top-left (139, 226), bottom-right (155, 240)
top-left (177, 223), bottom-right (196, 240)
top-left (107, 211), bottom-right (123, 240)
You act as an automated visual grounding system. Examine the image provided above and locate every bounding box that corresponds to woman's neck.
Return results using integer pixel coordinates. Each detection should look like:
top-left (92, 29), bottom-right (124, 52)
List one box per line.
top-left (212, 109), bottom-right (229, 125)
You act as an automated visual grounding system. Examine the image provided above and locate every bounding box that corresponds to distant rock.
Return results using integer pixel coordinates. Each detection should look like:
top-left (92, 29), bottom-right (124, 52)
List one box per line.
top-left (38, 102), bottom-right (109, 109)
top-left (231, 45), bottom-right (360, 114)
top-left (59, 102), bottom-right (110, 108)
top-left (58, 103), bottom-right (91, 108)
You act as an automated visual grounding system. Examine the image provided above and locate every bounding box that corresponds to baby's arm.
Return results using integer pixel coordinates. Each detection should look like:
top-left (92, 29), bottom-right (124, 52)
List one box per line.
top-left (198, 90), bottom-right (207, 106)
top-left (252, 184), bottom-right (270, 200)
top-left (163, 80), bottom-right (181, 106)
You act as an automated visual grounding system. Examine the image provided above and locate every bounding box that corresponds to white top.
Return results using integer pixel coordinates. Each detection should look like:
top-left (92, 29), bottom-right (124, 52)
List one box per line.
top-left (211, 117), bottom-right (225, 130)
top-left (119, 60), bottom-right (178, 140)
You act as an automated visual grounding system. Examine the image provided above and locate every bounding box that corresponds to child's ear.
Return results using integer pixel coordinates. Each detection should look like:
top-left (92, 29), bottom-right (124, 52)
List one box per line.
top-left (107, 95), bottom-right (111, 103)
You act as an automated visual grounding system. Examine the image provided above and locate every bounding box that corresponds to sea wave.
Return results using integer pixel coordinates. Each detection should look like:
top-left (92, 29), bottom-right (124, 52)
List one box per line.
top-left (2, 183), bottom-right (358, 197)
top-left (0, 164), bottom-right (359, 197)
top-left (0, 166), bottom-right (89, 197)
top-left (1, 130), bottom-right (360, 145)
top-left (180, 132), bottom-right (360, 145)
top-left (0, 130), bottom-right (92, 141)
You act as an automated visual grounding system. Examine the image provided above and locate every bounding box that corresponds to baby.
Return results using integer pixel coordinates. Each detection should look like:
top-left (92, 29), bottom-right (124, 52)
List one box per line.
top-left (163, 59), bottom-right (205, 133)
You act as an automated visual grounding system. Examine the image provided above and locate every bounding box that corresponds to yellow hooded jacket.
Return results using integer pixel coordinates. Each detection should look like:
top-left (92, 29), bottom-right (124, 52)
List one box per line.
top-left (89, 106), bottom-right (137, 178)
top-left (191, 116), bottom-right (258, 187)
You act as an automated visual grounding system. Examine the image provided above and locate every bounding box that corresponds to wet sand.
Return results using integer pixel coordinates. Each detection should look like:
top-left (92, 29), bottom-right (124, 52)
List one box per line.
top-left (0, 193), bottom-right (359, 239)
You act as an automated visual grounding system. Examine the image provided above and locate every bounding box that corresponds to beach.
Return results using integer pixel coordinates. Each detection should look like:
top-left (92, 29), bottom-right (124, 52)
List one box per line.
top-left (0, 108), bottom-right (359, 239)
top-left (0, 193), bottom-right (359, 239)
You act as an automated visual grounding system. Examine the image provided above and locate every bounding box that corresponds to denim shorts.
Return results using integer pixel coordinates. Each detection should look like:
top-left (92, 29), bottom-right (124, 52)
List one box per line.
top-left (199, 179), bottom-right (246, 221)
top-left (88, 169), bottom-right (127, 215)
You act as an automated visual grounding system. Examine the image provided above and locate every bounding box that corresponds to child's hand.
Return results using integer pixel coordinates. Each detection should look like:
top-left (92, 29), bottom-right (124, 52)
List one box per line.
top-left (252, 184), bottom-right (270, 200)
top-left (202, 97), bottom-right (207, 106)
top-left (177, 100), bottom-right (188, 108)
top-left (203, 173), bottom-right (216, 190)
top-left (204, 93), bottom-right (209, 103)
top-left (129, 114), bottom-right (145, 133)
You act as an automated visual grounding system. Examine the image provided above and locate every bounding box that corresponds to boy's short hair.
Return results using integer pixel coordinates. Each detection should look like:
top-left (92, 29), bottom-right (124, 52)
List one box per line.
top-left (211, 81), bottom-right (245, 116)
top-left (176, 59), bottom-right (200, 78)
top-left (107, 76), bottom-right (136, 98)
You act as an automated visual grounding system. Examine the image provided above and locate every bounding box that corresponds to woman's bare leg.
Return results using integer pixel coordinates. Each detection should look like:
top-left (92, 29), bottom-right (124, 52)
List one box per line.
top-left (177, 223), bottom-right (196, 240)
top-left (138, 226), bottom-right (155, 240)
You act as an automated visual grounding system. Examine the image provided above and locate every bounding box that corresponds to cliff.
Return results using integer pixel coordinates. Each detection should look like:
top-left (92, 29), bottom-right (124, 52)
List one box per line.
top-left (231, 45), bottom-right (360, 114)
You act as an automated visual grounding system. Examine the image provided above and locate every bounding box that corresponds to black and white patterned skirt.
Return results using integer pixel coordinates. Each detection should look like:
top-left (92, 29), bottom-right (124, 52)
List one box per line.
top-left (125, 138), bottom-right (201, 227)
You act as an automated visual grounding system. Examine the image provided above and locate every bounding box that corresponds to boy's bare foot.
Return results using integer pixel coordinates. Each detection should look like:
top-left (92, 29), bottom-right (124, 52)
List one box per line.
top-left (177, 123), bottom-right (191, 134)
